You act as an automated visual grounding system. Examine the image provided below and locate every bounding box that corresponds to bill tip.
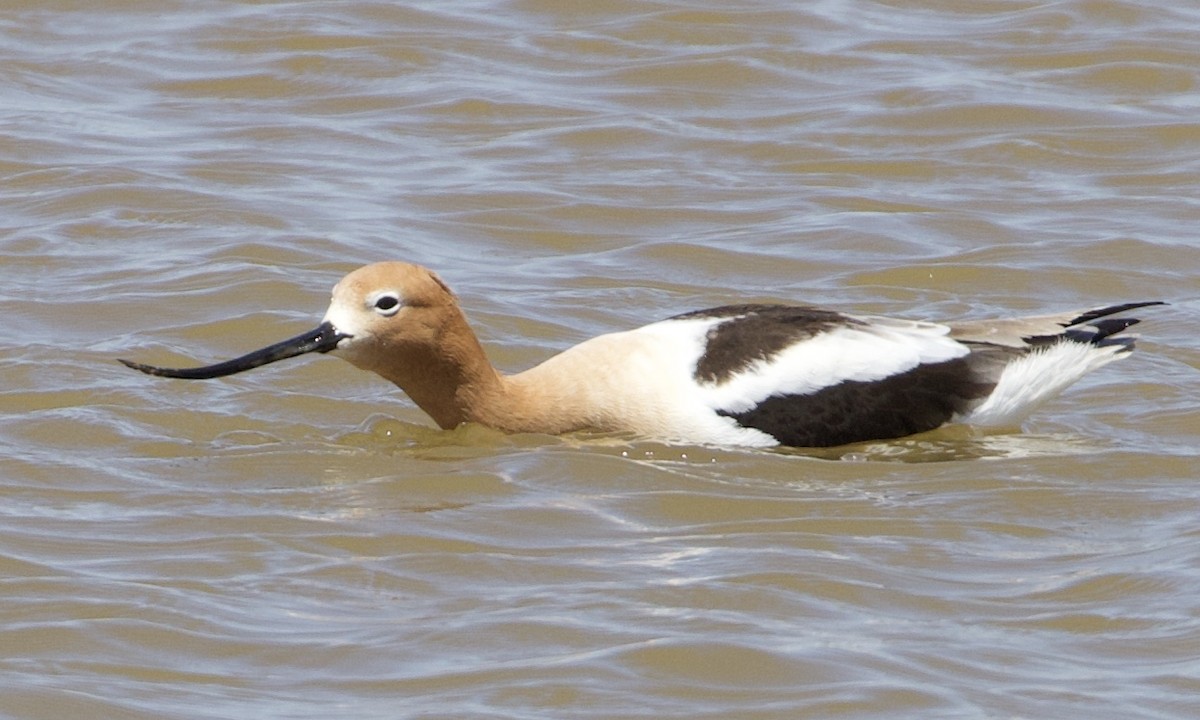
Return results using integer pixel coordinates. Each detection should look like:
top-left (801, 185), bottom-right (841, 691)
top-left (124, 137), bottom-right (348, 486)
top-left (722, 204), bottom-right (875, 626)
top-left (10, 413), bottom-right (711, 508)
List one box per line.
top-left (118, 358), bottom-right (157, 375)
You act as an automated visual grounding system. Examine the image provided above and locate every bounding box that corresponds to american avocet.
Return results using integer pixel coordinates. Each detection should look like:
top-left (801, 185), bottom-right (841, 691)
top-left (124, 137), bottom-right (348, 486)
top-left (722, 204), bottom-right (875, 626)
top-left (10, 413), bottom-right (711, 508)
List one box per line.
top-left (121, 262), bottom-right (1163, 448)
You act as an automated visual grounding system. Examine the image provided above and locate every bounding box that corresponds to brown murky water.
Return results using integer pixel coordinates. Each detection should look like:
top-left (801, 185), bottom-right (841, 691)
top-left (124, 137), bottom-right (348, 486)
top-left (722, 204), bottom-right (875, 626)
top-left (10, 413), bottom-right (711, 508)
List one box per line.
top-left (3, 2), bottom-right (1199, 718)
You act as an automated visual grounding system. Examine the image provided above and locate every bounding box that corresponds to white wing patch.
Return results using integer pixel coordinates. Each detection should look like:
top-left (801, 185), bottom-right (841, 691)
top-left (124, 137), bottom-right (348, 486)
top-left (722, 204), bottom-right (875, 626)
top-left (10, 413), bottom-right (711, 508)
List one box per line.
top-left (699, 317), bottom-right (969, 414)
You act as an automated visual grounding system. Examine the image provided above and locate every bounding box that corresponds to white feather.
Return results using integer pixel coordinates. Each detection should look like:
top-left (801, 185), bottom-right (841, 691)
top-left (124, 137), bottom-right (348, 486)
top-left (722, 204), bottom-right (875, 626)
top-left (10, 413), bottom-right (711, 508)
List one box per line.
top-left (958, 341), bottom-right (1127, 426)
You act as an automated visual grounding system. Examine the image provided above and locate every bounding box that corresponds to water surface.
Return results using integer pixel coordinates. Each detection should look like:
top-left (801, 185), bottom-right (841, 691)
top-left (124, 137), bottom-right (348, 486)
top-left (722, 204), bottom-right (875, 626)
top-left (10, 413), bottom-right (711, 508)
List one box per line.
top-left (3, 1), bottom-right (1200, 718)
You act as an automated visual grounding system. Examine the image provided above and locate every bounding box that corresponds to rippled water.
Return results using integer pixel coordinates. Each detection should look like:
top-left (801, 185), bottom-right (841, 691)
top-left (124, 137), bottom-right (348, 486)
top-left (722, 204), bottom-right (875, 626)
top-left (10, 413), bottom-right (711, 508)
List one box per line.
top-left (3, 1), bottom-right (1200, 718)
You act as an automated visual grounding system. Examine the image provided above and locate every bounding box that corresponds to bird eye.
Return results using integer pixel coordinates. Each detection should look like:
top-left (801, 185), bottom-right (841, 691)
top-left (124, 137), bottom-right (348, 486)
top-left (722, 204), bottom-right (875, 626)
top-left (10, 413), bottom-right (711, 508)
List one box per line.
top-left (372, 293), bottom-right (401, 316)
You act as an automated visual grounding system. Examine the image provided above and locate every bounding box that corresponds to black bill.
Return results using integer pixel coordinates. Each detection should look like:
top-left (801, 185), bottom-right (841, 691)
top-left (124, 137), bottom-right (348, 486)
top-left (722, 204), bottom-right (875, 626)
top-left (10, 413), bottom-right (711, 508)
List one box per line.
top-left (119, 321), bottom-right (349, 379)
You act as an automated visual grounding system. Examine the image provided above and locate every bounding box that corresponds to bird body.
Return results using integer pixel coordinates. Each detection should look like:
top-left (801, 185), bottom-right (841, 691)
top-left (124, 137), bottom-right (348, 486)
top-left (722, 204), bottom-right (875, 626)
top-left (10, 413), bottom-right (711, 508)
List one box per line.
top-left (121, 262), bottom-right (1162, 448)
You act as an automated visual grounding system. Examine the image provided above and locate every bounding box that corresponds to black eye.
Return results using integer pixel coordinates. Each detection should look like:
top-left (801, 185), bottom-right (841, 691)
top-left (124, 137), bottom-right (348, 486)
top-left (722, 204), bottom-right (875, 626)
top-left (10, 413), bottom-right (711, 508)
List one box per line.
top-left (373, 294), bottom-right (401, 315)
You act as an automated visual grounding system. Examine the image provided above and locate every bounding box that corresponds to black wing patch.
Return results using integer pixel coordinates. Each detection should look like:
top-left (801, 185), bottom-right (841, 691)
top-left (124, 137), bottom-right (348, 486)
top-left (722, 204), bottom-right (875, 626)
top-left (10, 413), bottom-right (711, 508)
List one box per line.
top-left (671, 304), bottom-right (857, 385)
top-left (719, 356), bottom-right (996, 447)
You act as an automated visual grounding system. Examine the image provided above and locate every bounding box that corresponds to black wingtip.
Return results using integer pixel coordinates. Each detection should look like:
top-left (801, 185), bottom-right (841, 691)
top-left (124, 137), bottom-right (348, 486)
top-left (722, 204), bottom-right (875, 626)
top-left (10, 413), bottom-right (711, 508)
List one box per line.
top-left (1092, 317), bottom-right (1144, 342)
top-left (1066, 301), bottom-right (1167, 328)
top-left (1058, 301), bottom-right (1166, 349)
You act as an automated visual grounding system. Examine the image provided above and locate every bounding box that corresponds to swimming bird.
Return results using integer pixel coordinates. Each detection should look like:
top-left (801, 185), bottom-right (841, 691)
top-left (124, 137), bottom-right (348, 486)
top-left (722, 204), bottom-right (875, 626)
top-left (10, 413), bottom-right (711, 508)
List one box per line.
top-left (120, 262), bottom-right (1163, 448)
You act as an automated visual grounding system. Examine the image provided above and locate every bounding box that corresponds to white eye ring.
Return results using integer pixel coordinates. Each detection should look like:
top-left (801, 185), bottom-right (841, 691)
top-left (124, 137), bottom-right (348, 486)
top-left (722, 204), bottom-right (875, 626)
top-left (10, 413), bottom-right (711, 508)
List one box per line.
top-left (371, 292), bottom-right (402, 317)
